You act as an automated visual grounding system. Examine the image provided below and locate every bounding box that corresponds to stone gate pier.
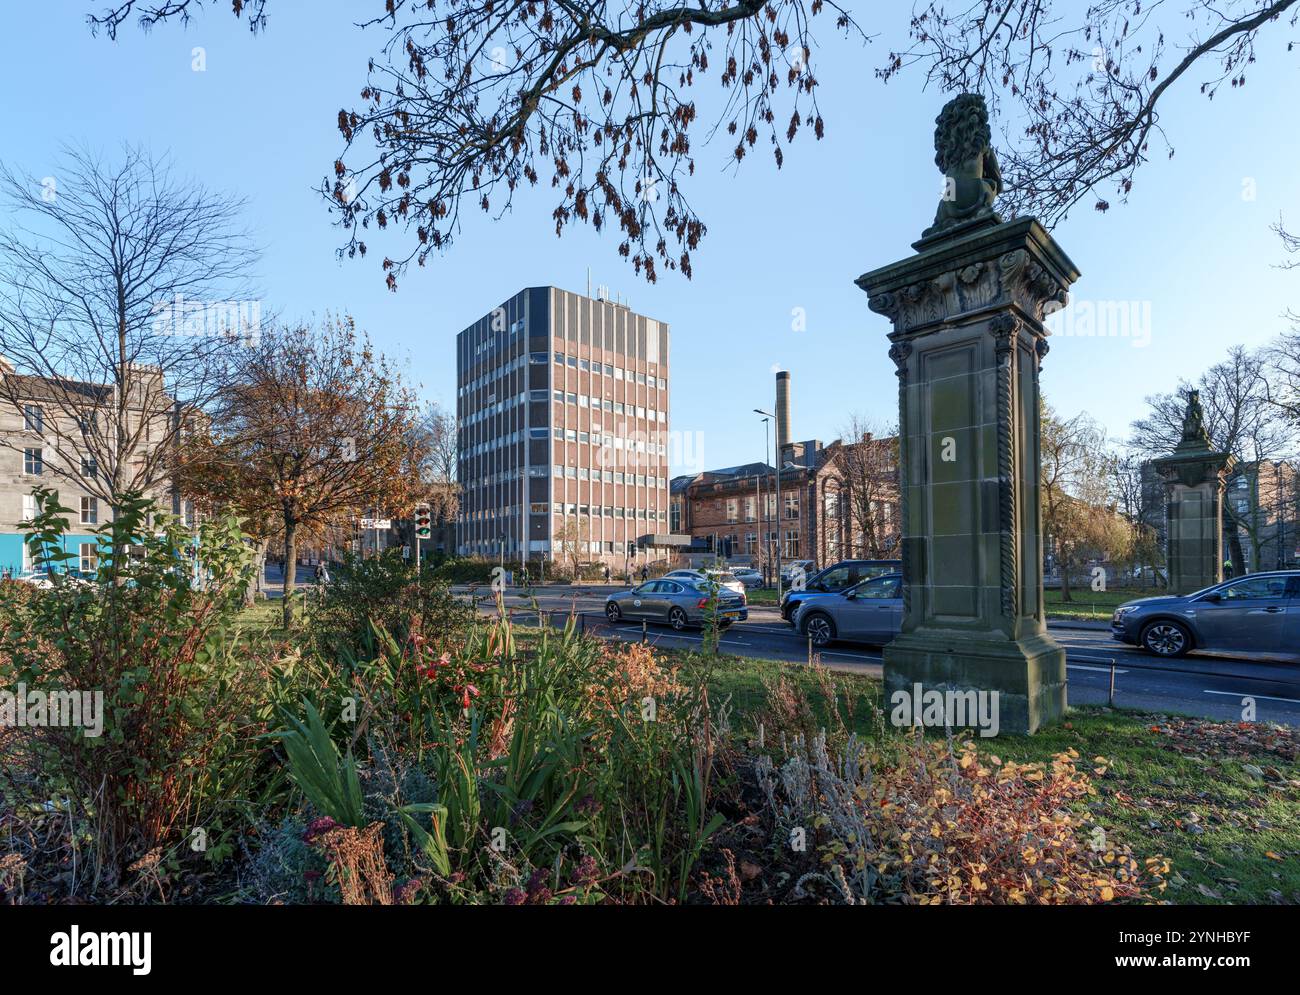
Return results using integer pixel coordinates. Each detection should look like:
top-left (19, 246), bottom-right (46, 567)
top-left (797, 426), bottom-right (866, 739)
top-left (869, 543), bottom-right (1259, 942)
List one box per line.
top-left (856, 94), bottom-right (1080, 734)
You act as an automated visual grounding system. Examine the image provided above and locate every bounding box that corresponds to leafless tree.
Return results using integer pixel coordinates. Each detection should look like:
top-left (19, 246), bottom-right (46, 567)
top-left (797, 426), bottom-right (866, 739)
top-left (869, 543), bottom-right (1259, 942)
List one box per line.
top-left (0, 145), bottom-right (258, 508)
top-left (834, 415), bottom-right (899, 559)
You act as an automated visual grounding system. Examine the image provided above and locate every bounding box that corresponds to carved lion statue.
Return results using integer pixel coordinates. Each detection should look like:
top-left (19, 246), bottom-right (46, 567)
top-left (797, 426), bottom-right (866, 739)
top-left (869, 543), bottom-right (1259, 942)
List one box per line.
top-left (922, 93), bottom-right (1003, 239)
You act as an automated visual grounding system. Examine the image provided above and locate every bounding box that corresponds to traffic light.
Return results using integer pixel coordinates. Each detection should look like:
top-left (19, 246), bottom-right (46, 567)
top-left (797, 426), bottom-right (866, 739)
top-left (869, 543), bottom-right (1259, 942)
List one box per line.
top-left (414, 503), bottom-right (432, 538)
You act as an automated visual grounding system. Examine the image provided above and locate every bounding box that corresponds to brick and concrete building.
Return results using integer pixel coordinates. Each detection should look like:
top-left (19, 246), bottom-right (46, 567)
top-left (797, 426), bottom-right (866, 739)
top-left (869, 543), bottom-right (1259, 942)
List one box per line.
top-left (671, 435), bottom-right (901, 572)
top-left (455, 286), bottom-right (675, 570)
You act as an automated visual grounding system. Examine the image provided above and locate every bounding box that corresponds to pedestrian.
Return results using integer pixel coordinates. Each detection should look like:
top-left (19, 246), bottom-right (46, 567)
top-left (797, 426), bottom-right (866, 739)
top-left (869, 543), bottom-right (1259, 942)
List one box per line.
top-left (640, 564), bottom-right (648, 583)
top-left (603, 565), bottom-right (611, 584)
top-left (316, 560), bottom-right (330, 586)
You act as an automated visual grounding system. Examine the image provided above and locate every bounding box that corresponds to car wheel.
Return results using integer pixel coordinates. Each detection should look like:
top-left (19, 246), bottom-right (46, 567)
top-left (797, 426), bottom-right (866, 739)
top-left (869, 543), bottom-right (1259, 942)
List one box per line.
top-left (606, 602), bottom-right (622, 622)
top-left (1141, 620), bottom-right (1191, 658)
top-left (669, 607), bottom-right (688, 631)
top-left (804, 612), bottom-right (836, 647)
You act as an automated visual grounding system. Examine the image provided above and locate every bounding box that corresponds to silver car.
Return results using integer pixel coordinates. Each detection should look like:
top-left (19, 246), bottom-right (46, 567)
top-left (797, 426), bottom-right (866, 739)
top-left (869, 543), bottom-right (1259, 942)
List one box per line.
top-left (793, 573), bottom-right (903, 647)
top-left (661, 569), bottom-right (745, 595)
top-left (605, 579), bottom-right (749, 631)
top-left (1111, 570), bottom-right (1300, 660)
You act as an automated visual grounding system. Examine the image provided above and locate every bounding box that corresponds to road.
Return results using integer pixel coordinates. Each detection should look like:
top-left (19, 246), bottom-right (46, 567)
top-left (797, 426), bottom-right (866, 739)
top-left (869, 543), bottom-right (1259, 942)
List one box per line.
top-left (455, 584), bottom-right (1300, 726)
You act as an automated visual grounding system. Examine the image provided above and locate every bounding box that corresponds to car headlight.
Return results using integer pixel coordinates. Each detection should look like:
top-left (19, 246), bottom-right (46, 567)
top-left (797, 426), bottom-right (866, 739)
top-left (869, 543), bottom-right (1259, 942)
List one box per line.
top-left (1113, 606), bottom-right (1139, 617)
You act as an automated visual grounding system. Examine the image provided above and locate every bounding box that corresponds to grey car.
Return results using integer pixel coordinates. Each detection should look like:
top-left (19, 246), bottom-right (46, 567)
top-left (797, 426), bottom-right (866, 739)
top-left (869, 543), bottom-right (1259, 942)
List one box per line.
top-left (1111, 570), bottom-right (1300, 660)
top-left (794, 573), bottom-right (903, 647)
top-left (605, 579), bottom-right (749, 631)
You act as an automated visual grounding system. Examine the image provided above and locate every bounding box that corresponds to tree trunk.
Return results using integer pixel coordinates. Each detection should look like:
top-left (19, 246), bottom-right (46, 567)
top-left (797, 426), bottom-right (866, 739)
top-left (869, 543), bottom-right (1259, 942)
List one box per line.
top-left (282, 521), bottom-right (298, 629)
top-left (1225, 513), bottom-right (1247, 576)
top-left (1059, 549), bottom-right (1073, 603)
top-left (246, 537), bottom-right (270, 607)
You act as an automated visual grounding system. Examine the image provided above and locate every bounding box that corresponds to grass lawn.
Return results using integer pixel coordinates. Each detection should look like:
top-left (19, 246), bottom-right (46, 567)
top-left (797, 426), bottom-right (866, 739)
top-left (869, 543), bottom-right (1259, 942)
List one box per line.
top-left (1043, 585), bottom-right (1159, 620)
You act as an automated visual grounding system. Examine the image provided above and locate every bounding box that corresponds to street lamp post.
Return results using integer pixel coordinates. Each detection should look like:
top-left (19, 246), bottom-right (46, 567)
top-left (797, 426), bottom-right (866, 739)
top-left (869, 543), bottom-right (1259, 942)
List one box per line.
top-left (754, 408), bottom-right (782, 600)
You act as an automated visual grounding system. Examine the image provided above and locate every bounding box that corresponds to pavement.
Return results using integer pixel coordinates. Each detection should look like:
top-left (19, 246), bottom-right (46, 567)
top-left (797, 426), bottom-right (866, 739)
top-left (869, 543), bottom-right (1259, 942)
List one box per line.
top-left (453, 583), bottom-right (1300, 726)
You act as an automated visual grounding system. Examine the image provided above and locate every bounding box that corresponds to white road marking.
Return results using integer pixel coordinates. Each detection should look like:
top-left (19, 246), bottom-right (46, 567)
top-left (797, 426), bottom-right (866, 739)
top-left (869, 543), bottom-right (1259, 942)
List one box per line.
top-left (1203, 689), bottom-right (1300, 705)
top-left (1067, 664), bottom-right (1129, 674)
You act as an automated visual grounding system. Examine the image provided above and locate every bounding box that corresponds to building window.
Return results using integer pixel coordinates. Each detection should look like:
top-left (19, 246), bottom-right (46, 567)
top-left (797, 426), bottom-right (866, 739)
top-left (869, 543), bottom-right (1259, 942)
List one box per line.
top-left (784, 529), bottom-right (800, 558)
top-left (746, 533), bottom-right (757, 555)
top-left (784, 494), bottom-right (799, 519)
top-left (23, 405), bottom-right (43, 433)
top-left (82, 457), bottom-right (98, 479)
top-left (21, 494), bottom-right (37, 522)
top-left (80, 547), bottom-right (98, 573)
top-left (23, 448), bottom-right (43, 476)
top-left (726, 498), bottom-right (739, 523)
top-left (80, 497), bottom-right (98, 525)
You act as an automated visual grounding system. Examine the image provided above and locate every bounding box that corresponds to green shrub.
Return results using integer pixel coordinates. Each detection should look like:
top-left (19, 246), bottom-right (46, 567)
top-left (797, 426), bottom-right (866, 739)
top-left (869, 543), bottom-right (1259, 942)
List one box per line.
top-left (310, 551), bottom-right (475, 659)
top-left (0, 488), bottom-right (272, 891)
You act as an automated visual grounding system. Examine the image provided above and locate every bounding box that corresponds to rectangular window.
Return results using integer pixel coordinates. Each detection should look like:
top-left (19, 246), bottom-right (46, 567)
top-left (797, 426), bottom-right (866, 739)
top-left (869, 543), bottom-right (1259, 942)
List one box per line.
top-left (530, 352), bottom-right (547, 364)
top-left (22, 494), bottom-right (37, 522)
top-left (23, 405), bottom-right (43, 433)
top-left (784, 529), bottom-right (800, 558)
top-left (23, 448), bottom-right (43, 475)
top-left (82, 457), bottom-right (98, 478)
top-left (784, 494), bottom-right (799, 519)
top-left (80, 547), bottom-right (98, 573)
top-left (80, 496), bottom-right (98, 525)
top-left (529, 427), bottom-right (548, 439)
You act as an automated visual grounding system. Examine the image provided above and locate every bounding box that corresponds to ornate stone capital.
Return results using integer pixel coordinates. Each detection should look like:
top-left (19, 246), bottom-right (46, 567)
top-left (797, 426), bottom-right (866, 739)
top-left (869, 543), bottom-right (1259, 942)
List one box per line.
top-left (888, 340), bottom-right (912, 380)
top-left (988, 313), bottom-right (1020, 357)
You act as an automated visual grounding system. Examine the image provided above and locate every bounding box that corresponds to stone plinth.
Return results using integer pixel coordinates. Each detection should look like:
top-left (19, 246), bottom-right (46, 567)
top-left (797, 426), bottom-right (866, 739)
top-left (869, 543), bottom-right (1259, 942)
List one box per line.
top-left (1152, 392), bottom-right (1235, 595)
top-left (857, 215), bottom-right (1080, 735)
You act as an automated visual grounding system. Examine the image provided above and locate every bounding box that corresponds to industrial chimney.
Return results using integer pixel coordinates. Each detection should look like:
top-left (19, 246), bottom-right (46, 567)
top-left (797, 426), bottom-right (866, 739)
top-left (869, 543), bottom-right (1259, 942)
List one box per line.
top-left (775, 370), bottom-right (792, 461)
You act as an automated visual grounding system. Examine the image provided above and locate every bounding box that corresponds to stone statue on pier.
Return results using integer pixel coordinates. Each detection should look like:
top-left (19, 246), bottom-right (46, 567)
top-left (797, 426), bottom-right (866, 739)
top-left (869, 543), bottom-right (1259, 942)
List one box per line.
top-left (921, 93), bottom-right (1004, 242)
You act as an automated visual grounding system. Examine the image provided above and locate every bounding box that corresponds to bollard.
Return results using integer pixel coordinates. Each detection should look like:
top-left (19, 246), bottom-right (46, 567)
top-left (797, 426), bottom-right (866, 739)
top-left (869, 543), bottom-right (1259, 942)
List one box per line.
top-left (641, 620), bottom-right (647, 644)
top-left (1108, 660), bottom-right (1116, 708)
top-left (808, 634), bottom-right (813, 667)
top-left (538, 608), bottom-right (544, 631)
top-left (580, 612), bottom-right (586, 635)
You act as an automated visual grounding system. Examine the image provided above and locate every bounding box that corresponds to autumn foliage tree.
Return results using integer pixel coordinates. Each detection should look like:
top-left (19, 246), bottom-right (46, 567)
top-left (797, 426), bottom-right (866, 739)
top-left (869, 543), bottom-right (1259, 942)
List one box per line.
top-left (182, 316), bottom-right (425, 625)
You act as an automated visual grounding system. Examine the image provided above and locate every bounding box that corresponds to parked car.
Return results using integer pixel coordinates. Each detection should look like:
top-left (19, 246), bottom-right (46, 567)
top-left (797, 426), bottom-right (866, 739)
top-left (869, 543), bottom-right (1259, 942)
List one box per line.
top-left (793, 573), bottom-right (903, 647)
top-left (1110, 570), bottom-right (1300, 660)
top-left (780, 559), bottom-right (816, 585)
top-left (729, 566), bottom-right (764, 587)
top-left (661, 568), bottom-right (745, 595)
top-left (605, 578), bottom-right (748, 631)
top-left (780, 559), bottom-right (902, 621)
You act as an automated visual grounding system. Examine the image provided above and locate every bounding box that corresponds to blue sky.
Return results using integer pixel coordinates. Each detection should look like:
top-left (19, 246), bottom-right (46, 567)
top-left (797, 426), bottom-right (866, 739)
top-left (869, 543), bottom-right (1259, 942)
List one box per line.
top-left (3, 3), bottom-right (1298, 473)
